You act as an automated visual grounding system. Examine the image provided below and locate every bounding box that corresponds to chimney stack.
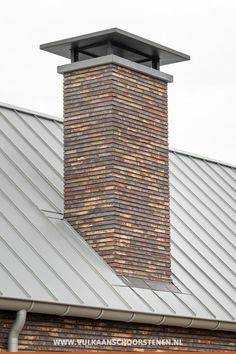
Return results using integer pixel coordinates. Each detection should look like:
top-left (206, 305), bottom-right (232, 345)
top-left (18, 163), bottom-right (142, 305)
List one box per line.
top-left (41, 29), bottom-right (189, 281)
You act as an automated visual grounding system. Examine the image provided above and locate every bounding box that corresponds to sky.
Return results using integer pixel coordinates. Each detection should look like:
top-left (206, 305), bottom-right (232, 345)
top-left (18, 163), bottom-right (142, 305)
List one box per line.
top-left (0, 0), bottom-right (236, 164)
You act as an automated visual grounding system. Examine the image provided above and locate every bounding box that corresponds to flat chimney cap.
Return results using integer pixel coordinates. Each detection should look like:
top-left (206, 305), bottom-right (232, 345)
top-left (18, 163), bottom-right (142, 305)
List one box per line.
top-left (40, 28), bottom-right (190, 67)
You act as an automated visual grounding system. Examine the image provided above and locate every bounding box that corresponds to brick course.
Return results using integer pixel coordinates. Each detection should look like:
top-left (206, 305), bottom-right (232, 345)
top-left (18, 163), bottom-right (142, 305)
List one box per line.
top-left (1, 311), bottom-right (236, 352)
top-left (64, 64), bottom-right (170, 281)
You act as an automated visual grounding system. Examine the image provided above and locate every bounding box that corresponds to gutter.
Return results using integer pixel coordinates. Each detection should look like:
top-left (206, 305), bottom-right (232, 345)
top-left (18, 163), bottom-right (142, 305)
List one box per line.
top-left (1, 298), bottom-right (236, 333)
top-left (8, 309), bottom-right (27, 352)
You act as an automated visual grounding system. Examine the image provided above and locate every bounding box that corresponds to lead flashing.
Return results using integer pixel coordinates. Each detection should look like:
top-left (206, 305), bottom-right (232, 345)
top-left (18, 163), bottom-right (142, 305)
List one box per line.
top-left (57, 54), bottom-right (173, 82)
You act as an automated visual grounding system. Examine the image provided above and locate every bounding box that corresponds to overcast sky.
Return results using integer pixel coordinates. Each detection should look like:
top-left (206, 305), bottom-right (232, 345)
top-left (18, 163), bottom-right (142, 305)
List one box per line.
top-left (1, 0), bottom-right (235, 164)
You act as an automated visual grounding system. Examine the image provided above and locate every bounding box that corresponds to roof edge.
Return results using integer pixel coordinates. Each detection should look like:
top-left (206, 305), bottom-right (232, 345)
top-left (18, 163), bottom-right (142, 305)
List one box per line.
top-left (0, 101), bottom-right (63, 123)
top-left (0, 298), bottom-right (235, 332)
top-left (170, 147), bottom-right (236, 169)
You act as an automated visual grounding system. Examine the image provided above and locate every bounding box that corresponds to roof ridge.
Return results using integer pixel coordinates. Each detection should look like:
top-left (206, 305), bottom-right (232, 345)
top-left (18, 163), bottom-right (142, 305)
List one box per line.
top-left (0, 101), bottom-right (62, 123)
top-left (170, 147), bottom-right (236, 169)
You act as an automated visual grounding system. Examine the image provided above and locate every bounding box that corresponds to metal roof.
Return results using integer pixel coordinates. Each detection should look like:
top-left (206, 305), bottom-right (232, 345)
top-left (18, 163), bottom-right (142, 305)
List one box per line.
top-left (0, 103), bottom-right (235, 329)
top-left (40, 28), bottom-right (190, 66)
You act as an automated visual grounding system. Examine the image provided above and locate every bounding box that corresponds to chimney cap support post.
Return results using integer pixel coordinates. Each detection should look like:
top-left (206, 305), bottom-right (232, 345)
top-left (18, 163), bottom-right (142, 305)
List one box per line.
top-left (40, 28), bottom-right (190, 70)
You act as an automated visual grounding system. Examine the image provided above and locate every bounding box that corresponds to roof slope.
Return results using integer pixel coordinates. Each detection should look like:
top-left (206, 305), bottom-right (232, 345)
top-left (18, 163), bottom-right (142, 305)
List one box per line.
top-left (0, 103), bottom-right (235, 329)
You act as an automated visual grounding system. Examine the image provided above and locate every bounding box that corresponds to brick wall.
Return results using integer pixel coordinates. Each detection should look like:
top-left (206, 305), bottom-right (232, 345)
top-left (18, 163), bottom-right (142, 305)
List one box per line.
top-left (0, 311), bottom-right (236, 351)
top-left (64, 63), bottom-right (170, 281)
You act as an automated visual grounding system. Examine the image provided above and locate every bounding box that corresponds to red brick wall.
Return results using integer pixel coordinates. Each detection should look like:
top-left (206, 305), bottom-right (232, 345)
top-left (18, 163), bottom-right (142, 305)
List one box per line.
top-left (1, 311), bottom-right (236, 351)
top-left (64, 63), bottom-right (170, 281)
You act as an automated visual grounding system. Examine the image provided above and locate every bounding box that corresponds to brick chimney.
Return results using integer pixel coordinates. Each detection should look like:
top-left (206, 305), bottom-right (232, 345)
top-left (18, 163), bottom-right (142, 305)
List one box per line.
top-left (41, 29), bottom-right (189, 281)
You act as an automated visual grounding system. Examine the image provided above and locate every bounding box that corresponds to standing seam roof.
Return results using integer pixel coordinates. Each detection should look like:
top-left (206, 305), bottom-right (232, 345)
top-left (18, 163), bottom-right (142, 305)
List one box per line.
top-left (0, 102), bottom-right (235, 326)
